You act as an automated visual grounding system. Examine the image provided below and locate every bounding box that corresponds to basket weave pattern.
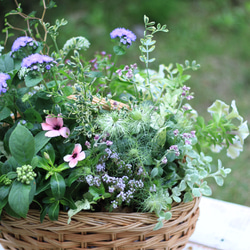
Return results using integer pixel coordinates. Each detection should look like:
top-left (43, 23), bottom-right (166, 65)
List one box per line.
top-left (0, 197), bottom-right (200, 250)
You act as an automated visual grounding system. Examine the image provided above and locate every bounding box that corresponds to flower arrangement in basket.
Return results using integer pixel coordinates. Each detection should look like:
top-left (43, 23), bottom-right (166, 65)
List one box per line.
top-left (0, 1), bottom-right (249, 249)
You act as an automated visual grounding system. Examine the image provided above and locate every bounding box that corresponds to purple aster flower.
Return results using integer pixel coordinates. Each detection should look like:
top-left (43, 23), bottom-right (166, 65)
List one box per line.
top-left (21, 53), bottom-right (54, 68)
top-left (110, 28), bottom-right (136, 46)
top-left (11, 36), bottom-right (38, 53)
top-left (0, 73), bottom-right (10, 94)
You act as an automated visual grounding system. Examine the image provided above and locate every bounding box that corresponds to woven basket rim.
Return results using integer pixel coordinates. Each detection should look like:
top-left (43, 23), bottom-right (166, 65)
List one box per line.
top-left (0, 197), bottom-right (201, 249)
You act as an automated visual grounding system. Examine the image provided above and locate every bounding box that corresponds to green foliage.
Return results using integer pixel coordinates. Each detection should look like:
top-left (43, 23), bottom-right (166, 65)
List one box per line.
top-left (0, 1), bottom-right (249, 230)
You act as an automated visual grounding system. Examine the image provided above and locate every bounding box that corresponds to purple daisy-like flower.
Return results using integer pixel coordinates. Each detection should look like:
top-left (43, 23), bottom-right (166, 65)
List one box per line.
top-left (110, 28), bottom-right (136, 46)
top-left (0, 73), bottom-right (10, 94)
top-left (11, 36), bottom-right (38, 52)
top-left (21, 53), bottom-right (54, 68)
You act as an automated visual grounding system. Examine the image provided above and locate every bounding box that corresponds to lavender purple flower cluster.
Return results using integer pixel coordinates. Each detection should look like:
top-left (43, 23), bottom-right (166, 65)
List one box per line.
top-left (0, 73), bottom-right (10, 94)
top-left (110, 28), bottom-right (136, 47)
top-left (11, 36), bottom-right (38, 53)
top-left (21, 53), bottom-right (54, 69)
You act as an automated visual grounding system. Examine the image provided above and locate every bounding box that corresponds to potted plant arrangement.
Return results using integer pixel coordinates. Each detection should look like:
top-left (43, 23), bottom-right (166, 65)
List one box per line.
top-left (0, 1), bottom-right (249, 250)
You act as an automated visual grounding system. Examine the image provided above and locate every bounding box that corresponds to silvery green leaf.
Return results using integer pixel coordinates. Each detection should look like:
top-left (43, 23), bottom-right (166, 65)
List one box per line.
top-left (200, 182), bottom-right (212, 196)
top-left (214, 176), bottom-right (224, 186)
top-left (199, 169), bottom-right (208, 179)
top-left (67, 199), bottom-right (92, 224)
top-left (139, 46), bottom-right (147, 53)
top-left (179, 180), bottom-right (187, 191)
top-left (173, 196), bottom-right (181, 203)
top-left (164, 211), bottom-right (172, 220)
top-left (183, 192), bottom-right (193, 203)
top-left (147, 58), bottom-right (155, 63)
top-left (148, 45), bottom-right (155, 52)
top-left (153, 220), bottom-right (163, 231)
top-left (192, 188), bottom-right (201, 197)
top-left (139, 55), bottom-right (146, 63)
top-left (144, 15), bottom-right (149, 24)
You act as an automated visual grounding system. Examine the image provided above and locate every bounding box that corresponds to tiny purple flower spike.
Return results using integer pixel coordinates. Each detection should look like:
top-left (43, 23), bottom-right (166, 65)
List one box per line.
top-left (63, 144), bottom-right (86, 168)
top-left (41, 114), bottom-right (70, 138)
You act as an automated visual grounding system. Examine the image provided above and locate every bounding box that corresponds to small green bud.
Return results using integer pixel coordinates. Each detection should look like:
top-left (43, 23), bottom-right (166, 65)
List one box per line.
top-left (44, 152), bottom-right (50, 160)
top-left (16, 164), bottom-right (36, 185)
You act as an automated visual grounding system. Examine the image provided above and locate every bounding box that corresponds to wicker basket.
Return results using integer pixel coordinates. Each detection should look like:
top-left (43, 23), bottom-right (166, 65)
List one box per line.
top-left (0, 197), bottom-right (200, 250)
top-left (1, 97), bottom-right (200, 249)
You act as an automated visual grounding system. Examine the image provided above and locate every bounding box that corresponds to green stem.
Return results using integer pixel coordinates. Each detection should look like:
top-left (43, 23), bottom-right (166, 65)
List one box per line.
top-left (42, 80), bottom-right (50, 92)
top-left (52, 70), bottom-right (59, 90)
top-left (52, 37), bottom-right (60, 54)
top-left (13, 95), bottom-right (24, 119)
top-left (109, 54), bottom-right (118, 80)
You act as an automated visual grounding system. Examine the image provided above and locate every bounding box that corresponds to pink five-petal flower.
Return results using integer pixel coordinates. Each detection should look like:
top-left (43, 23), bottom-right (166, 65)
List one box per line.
top-left (63, 144), bottom-right (86, 168)
top-left (41, 114), bottom-right (70, 138)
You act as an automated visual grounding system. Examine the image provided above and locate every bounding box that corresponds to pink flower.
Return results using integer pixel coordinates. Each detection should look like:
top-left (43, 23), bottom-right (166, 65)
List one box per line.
top-left (63, 144), bottom-right (86, 168)
top-left (41, 114), bottom-right (70, 138)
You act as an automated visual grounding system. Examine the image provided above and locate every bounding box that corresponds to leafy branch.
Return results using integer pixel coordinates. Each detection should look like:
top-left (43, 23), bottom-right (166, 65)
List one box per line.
top-left (139, 15), bottom-right (168, 87)
top-left (3, 0), bottom-right (57, 53)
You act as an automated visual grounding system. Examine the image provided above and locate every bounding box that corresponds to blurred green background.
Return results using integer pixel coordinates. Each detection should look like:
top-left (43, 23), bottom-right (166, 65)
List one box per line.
top-left (1, 0), bottom-right (250, 206)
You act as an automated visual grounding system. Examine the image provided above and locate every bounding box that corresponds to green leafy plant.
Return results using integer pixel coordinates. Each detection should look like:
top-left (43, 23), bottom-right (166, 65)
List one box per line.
top-left (0, 1), bottom-right (249, 230)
